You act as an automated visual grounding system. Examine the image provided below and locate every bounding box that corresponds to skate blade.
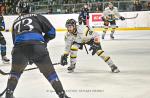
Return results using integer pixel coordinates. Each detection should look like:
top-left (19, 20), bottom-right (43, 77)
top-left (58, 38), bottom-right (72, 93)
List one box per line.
top-left (2, 61), bottom-right (10, 64)
top-left (112, 69), bottom-right (120, 73)
top-left (68, 70), bottom-right (74, 73)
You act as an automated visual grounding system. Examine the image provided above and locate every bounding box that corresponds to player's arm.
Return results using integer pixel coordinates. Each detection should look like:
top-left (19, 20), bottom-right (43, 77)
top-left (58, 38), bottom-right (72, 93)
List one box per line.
top-left (102, 9), bottom-right (109, 21)
top-left (64, 33), bottom-right (72, 54)
top-left (115, 7), bottom-right (125, 20)
top-left (37, 14), bottom-right (56, 43)
top-left (83, 26), bottom-right (101, 55)
top-left (82, 26), bottom-right (100, 42)
top-left (60, 33), bottom-right (71, 66)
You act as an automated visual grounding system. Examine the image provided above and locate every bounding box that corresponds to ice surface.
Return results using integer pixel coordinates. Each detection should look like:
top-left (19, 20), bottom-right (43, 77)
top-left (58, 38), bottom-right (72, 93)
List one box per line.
top-left (0, 30), bottom-right (150, 98)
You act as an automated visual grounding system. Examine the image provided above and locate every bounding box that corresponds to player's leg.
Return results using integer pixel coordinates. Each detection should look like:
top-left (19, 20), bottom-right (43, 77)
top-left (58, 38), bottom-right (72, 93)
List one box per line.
top-left (102, 21), bottom-right (109, 39)
top-left (83, 19), bottom-right (86, 25)
top-left (5, 47), bottom-right (28, 98)
top-left (88, 39), bottom-right (120, 73)
top-left (32, 44), bottom-right (70, 98)
top-left (96, 49), bottom-right (120, 73)
top-left (86, 18), bottom-right (89, 26)
top-left (78, 16), bottom-right (82, 25)
top-left (110, 20), bottom-right (116, 39)
top-left (67, 44), bottom-right (79, 73)
top-left (0, 32), bottom-right (10, 63)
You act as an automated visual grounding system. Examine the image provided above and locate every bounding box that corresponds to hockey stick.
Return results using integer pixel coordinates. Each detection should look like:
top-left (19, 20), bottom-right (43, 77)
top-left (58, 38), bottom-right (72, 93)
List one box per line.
top-left (106, 13), bottom-right (139, 21)
top-left (84, 44), bottom-right (89, 54)
top-left (0, 62), bottom-right (60, 76)
top-left (0, 88), bottom-right (7, 97)
top-left (124, 13), bottom-right (138, 19)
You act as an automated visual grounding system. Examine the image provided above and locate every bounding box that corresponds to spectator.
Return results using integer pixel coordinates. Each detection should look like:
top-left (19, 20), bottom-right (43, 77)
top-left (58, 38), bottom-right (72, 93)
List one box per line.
top-left (133, 0), bottom-right (142, 11)
top-left (147, 2), bottom-right (150, 10)
top-left (0, 3), bottom-right (4, 14)
top-left (0, 0), bottom-right (3, 3)
top-left (95, 2), bottom-right (103, 12)
top-left (47, 5), bottom-right (53, 14)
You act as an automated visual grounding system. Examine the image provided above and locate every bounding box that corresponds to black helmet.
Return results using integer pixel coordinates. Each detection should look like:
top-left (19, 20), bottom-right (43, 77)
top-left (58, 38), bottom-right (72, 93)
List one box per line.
top-left (65, 19), bottom-right (77, 28)
top-left (19, 1), bottom-right (30, 13)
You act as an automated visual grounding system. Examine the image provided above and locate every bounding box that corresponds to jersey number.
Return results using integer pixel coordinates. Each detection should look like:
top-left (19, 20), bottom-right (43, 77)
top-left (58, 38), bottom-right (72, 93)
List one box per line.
top-left (14, 18), bottom-right (34, 34)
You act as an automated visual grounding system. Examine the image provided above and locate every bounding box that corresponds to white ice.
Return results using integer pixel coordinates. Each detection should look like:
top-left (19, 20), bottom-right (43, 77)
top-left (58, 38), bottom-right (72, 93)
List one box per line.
top-left (0, 30), bottom-right (150, 98)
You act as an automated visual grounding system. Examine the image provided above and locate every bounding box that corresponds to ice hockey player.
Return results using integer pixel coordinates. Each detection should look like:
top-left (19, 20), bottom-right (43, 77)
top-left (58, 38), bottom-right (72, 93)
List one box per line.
top-left (5, 2), bottom-right (70, 98)
top-left (78, 4), bottom-right (89, 25)
top-left (102, 2), bottom-right (125, 39)
top-left (60, 19), bottom-right (120, 73)
top-left (0, 13), bottom-right (10, 63)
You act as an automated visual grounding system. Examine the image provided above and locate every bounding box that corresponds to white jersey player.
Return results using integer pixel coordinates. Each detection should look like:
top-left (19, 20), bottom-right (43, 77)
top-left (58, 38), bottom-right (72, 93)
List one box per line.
top-left (60, 19), bottom-right (120, 73)
top-left (102, 2), bottom-right (125, 39)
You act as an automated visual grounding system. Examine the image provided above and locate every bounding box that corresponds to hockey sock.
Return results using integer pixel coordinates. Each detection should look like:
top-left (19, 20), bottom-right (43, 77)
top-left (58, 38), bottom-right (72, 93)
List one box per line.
top-left (47, 71), bottom-right (64, 94)
top-left (6, 72), bottom-right (21, 91)
top-left (96, 50), bottom-right (114, 67)
top-left (1, 45), bottom-right (6, 56)
top-left (102, 28), bottom-right (107, 39)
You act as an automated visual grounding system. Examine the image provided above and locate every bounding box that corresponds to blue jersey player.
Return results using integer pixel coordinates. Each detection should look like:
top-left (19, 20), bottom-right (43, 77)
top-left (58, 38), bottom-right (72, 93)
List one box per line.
top-left (5, 2), bottom-right (70, 98)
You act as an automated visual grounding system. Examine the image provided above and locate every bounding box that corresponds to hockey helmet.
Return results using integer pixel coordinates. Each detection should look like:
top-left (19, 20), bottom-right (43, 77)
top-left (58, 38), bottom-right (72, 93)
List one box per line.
top-left (65, 19), bottom-right (77, 28)
top-left (65, 19), bottom-right (77, 33)
top-left (108, 2), bottom-right (114, 9)
top-left (108, 2), bottom-right (113, 6)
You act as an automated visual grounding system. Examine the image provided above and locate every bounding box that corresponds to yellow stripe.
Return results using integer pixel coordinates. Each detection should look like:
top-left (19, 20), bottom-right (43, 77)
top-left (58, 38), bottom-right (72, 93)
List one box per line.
top-left (64, 51), bottom-right (69, 55)
top-left (56, 27), bottom-right (150, 32)
top-left (104, 57), bottom-right (110, 62)
top-left (97, 50), bottom-right (104, 56)
top-left (71, 45), bottom-right (78, 51)
top-left (94, 27), bottom-right (150, 31)
top-left (2, 27), bottom-right (150, 33)
top-left (70, 55), bottom-right (77, 58)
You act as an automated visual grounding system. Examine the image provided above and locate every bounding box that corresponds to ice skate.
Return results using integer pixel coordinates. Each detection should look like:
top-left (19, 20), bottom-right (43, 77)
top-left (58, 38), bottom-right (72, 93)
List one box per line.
top-left (110, 34), bottom-right (114, 40)
top-left (2, 56), bottom-right (10, 64)
top-left (58, 92), bottom-right (71, 98)
top-left (67, 64), bottom-right (76, 73)
top-left (5, 89), bottom-right (14, 98)
top-left (102, 33), bottom-right (106, 39)
top-left (110, 65), bottom-right (120, 73)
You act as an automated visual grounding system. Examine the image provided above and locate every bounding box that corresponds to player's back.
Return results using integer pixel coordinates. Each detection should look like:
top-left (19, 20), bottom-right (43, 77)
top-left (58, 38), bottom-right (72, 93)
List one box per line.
top-left (12, 13), bottom-right (53, 44)
top-left (13, 13), bottom-right (43, 35)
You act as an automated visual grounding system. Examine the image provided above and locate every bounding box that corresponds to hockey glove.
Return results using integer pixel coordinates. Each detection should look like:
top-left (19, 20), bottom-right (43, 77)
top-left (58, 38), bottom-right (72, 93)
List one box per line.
top-left (120, 16), bottom-right (125, 20)
top-left (89, 42), bottom-right (102, 55)
top-left (60, 54), bottom-right (68, 66)
top-left (87, 16), bottom-right (89, 19)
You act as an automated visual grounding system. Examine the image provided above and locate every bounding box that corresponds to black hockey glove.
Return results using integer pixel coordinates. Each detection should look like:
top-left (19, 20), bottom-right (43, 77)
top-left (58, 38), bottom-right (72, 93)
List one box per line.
top-left (120, 16), bottom-right (125, 20)
top-left (60, 54), bottom-right (68, 66)
top-left (44, 34), bottom-right (55, 43)
top-left (89, 42), bottom-right (102, 55)
top-left (87, 16), bottom-right (89, 19)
